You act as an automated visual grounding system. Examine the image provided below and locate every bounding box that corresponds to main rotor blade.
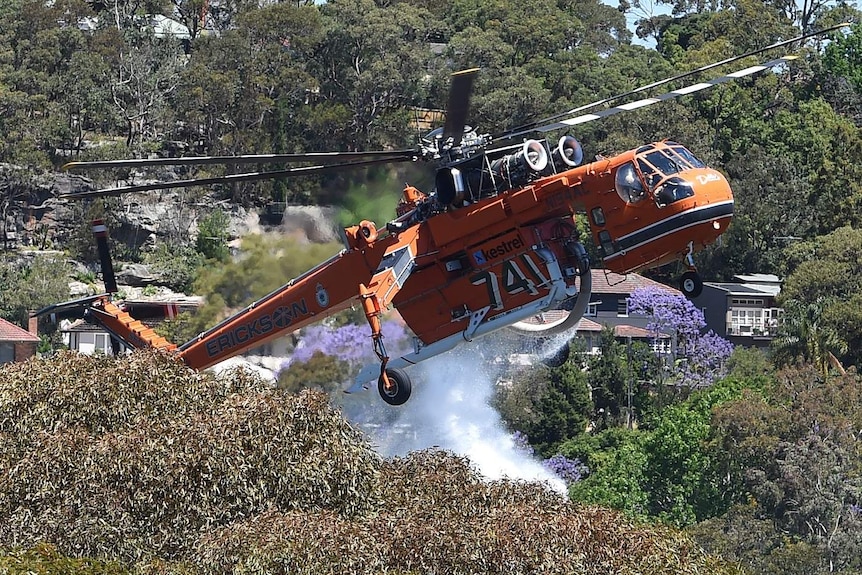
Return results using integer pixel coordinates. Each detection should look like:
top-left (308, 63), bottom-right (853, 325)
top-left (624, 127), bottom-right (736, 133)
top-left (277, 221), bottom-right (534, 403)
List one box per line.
top-left (499, 21), bottom-right (848, 139)
top-left (442, 68), bottom-right (479, 147)
top-left (60, 156), bottom-right (415, 199)
top-left (507, 55), bottom-right (797, 138)
top-left (62, 149), bottom-right (417, 171)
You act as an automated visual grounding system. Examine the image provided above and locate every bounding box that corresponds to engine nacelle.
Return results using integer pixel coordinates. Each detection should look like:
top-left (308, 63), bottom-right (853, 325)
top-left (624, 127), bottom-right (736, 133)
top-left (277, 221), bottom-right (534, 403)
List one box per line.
top-left (552, 135), bottom-right (583, 168)
top-left (435, 167), bottom-right (468, 206)
top-left (491, 140), bottom-right (548, 188)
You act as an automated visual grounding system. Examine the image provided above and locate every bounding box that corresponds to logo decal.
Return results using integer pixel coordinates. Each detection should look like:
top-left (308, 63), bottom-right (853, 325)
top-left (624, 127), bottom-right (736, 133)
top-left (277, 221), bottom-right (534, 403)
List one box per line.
top-left (315, 283), bottom-right (330, 308)
top-left (471, 233), bottom-right (525, 267)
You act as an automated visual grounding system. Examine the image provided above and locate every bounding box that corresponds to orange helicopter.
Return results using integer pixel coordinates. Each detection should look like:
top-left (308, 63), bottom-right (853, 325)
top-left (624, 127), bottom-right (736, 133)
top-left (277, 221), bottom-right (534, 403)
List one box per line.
top-left (42, 26), bottom-right (843, 405)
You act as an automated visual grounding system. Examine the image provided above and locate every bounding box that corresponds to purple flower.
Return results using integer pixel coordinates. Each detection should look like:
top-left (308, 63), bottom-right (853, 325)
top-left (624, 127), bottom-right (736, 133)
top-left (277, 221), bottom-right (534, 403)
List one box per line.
top-left (512, 430), bottom-right (534, 456)
top-left (287, 320), bottom-right (411, 369)
top-left (542, 454), bottom-right (588, 485)
top-left (628, 286), bottom-right (733, 387)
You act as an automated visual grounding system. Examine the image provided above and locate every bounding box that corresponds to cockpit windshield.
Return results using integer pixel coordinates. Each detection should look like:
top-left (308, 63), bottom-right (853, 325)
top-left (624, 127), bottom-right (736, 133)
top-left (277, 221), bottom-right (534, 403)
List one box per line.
top-left (631, 142), bottom-right (703, 206)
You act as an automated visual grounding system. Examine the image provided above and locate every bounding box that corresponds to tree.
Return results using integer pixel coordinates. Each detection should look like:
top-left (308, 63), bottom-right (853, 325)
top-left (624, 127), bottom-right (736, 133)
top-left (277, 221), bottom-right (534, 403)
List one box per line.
top-left (587, 327), bottom-right (627, 427)
top-left (277, 351), bottom-right (351, 395)
top-left (495, 355), bottom-right (594, 457)
top-left (628, 285), bottom-right (733, 388)
top-left (195, 208), bottom-right (230, 262)
top-left (0, 254), bottom-right (71, 327)
top-left (774, 226), bottom-right (862, 370)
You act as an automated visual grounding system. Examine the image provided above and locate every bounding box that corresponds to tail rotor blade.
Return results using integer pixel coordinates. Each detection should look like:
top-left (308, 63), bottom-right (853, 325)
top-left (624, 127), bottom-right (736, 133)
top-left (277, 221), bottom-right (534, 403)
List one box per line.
top-left (92, 219), bottom-right (118, 293)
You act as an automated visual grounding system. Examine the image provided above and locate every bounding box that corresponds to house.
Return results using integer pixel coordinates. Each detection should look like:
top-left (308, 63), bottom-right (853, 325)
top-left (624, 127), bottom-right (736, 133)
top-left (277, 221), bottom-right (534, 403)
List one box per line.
top-left (61, 296), bottom-right (201, 356)
top-left (544, 270), bottom-right (680, 355)
top-left (572, 316), bottom-right (672, 355)
top-left (0, 317), bottom-right (40, 364)
top-left (692, 273), bottom-right (783, 347)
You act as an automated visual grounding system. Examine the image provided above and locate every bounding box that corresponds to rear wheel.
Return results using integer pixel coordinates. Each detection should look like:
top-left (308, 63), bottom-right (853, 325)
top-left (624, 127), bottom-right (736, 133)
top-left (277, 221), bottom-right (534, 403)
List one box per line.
top-left (378, 367), bottom-right (412, 406)
top-left (541, 341), bottom-right (570, 368)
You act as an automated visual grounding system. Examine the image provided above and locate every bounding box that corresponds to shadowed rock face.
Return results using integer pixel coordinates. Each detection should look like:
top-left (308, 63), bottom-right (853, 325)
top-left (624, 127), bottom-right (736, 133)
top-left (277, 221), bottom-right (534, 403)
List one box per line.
top-left (1, 164), bottom-right (91, 249)
top-left (3, 164), bottom-right (341, 253)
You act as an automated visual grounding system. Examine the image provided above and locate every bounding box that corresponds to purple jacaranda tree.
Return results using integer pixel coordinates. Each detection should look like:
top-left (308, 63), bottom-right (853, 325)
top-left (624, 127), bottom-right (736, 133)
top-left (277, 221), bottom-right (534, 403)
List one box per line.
top-left (513, 431), bottom-right (588, 487)
top-left (542, 454), bottom-right (588, 485)
top-left (628, 285), bottom-right (733, 387)
top-left (282, 320), bottom-right (411, 376)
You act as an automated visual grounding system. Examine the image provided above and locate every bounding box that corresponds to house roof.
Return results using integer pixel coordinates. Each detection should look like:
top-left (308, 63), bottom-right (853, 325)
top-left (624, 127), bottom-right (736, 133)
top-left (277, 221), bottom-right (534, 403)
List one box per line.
top-left (614, 324), bottom-right (669, 339)
top-left (0, 318), bottom-right (40, 342)
top-left (590, 270), bottom-right (682, 296)
top-left (576, 317), bottom-right (603, 331)
top-left (706, 283), bottom-right (779, 297)
top-left (733, 273), bottom-right (781, 284)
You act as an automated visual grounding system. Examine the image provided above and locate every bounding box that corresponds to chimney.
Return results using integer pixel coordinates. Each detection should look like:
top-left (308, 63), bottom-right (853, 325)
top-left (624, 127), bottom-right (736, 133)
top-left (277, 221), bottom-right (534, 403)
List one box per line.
top-left (28, 314), bottom-right (38, 336)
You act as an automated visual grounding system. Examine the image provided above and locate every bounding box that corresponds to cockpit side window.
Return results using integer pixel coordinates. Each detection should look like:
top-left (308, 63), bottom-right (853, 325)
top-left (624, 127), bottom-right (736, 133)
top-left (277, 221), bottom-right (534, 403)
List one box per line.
top-left (614, 163), bottom-right (646, 204)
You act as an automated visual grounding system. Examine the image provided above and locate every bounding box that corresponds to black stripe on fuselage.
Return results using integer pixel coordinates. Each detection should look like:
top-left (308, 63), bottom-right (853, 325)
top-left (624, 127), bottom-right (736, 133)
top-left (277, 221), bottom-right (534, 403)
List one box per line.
top-left (604, 200), bottom-right (734, 261)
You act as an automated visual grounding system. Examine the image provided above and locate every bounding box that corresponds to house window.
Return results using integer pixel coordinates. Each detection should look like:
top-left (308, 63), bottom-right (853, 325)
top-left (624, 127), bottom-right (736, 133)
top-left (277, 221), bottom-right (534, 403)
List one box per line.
top-left (617, 298), bottom-right (629, 317)
top-left (94, 333), bottom-right (112, 355)
top-left (650, 339), bottom-right (671, 355)
top-left (731, 298), bottom-right (764, 306)
top-left (0, 343), bottom-right (14, 363)
top-left (728, 306), bottom-right (782, 336)
top-left (586, 302), bottom-right (599, 317)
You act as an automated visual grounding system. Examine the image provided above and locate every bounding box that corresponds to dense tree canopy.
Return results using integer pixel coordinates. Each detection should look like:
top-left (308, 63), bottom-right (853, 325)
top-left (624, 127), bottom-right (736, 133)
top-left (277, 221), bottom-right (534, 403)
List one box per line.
top-left (3, 1), bottom-right (862, 572)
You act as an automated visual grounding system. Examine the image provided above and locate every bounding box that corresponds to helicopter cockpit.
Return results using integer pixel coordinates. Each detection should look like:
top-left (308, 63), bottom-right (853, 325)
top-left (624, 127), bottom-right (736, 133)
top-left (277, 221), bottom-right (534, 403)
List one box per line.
top-left (615, 142), bottom-right (705, 208)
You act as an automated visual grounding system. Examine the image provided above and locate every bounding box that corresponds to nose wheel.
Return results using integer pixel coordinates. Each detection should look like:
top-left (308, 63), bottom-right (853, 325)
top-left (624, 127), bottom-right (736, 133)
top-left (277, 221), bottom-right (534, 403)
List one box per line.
top-left (679, 271), bottom-right (703, 298)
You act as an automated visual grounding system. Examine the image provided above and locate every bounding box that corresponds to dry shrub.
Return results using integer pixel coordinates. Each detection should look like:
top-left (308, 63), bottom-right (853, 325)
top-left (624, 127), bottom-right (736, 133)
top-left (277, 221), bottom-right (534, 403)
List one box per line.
top-left (0, 350), bottom-right (263, 439)
top-left (0, 350), bottom-right (380, 564)
top-left (191, 449), bottom-right (741, 575)
top-left (1, 353), bottom-right (739, 575)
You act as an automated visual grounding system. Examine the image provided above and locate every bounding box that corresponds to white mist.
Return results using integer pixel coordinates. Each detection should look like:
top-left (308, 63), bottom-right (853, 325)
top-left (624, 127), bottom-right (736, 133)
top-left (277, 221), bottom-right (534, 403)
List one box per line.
top-left (346, 338), bottom-right (566, 493)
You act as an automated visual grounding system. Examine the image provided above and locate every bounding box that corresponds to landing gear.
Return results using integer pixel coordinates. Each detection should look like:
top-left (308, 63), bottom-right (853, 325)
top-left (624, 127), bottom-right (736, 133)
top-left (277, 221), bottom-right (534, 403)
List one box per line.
top-left (378, 367), bottom-right (412, 406)
top-left (679, 241), bottom-right (703, 299)
top-left (679, 270), bottom-right (703, 298)
top-left (541, 341), bottom-right (570, 368)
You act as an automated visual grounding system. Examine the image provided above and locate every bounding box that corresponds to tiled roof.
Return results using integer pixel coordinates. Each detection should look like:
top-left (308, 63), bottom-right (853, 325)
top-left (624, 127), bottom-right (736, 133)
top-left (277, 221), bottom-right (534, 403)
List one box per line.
top-left (591, 270), bottom-right (682, 296)
top-left (0, 318), bottom-right (40, 342)
top-left (576, 317), bottom-right (603, 331)
top-left (614, 324), bottom-right (669, 339)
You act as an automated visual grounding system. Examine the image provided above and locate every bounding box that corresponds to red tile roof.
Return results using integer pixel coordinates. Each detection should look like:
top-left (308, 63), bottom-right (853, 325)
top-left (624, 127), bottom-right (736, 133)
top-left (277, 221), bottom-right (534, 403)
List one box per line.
top-left (0, 318), bottom-right (40, 342)
top-left (590, 269), bottom-right (682, 296)
top-left (614, 324), bottom-right (669, 339)
top-left (576, 317), bottom-right (603, 331)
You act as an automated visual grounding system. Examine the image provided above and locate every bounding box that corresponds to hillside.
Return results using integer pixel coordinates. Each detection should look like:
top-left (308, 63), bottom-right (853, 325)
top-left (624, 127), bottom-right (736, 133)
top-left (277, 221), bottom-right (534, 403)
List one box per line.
top-left (0, 350), bottom-right (740, 574)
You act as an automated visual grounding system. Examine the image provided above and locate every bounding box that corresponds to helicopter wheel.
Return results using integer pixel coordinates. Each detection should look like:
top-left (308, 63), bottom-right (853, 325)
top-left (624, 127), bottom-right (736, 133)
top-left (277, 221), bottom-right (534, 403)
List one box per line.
top-left (680, 271), bottom-right (703, 298)
top-left (540, 341), bottom-right (570, 368)
top-left (378, 367), bottom-right (412, 406)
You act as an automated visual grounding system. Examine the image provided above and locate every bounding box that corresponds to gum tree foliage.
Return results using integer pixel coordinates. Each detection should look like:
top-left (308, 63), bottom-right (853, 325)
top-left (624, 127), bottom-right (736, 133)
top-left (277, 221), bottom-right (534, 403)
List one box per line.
top-left (774, 226), bottom-right (862, 371)
top-left (702, 365), bottom-right (862, 573)
top-left (628, 285), bottom-right (734, 388)
top-left (0, 254), bottom-right (70, 327)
